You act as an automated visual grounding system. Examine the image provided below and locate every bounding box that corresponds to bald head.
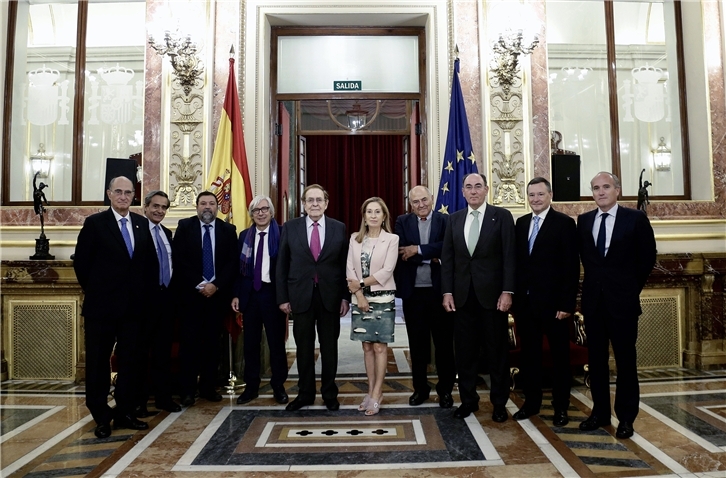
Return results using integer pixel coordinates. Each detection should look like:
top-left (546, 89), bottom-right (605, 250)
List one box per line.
top-left (408, 185), bottom-right (433, 219)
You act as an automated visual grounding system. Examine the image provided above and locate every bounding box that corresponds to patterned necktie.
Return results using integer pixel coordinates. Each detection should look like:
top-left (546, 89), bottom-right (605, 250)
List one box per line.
top-left (202, 224), bottom-right (214, 281)
top-left (253, 231), bottom-right (266, 291)
top-left (597, 212), bottom-right (609, 258)
top-left (154, 225), bottom-right (171, 287)
top-left (528, 215), bottom-right (540, 255)
top-left (119, 217), bottom-right (133, 258)
top-left (310, 222), bottom-right (321, 261)
top-left (467, 210), bottom-right (480, 256)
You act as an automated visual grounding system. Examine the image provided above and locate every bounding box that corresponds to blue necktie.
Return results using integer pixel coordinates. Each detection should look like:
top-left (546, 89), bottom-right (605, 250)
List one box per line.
top-left (119, 217), bottom-right (133, 258)
top-left (597, 212), bottom-right (609, 258)
top-left (528, 215), bottom-right (540, 255)
top-left (202, 224), bottom-right (214, 281)
top-left (154, 225), bottom-right (171, 287)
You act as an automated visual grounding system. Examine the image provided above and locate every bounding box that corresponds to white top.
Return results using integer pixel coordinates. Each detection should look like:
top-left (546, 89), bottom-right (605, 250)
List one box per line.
top-left (592, 204), bottom-right (619, 256)
top-left (464, 203), bottom-right (487, 251)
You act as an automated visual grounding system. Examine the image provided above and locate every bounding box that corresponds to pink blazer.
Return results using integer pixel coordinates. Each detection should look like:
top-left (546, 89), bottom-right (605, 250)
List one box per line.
top-left (346, 230), bottom-right (399, 292)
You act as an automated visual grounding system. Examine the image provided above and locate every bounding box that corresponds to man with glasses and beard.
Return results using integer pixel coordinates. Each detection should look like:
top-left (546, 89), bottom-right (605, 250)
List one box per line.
top-left (172, 191), bottom-right (238, 407)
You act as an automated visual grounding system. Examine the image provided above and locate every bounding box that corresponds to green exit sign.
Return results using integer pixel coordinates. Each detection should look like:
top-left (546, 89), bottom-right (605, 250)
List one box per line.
top-left (334, 81), bottom-right (362, 91)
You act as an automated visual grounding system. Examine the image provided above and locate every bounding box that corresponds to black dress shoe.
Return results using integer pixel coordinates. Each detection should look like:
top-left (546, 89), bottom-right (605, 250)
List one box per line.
top-left (324, 398), bottom-right (340, 411)
top-left (181, 395), bottom-right (195, 407)
top-left (155, 401), bottom-right (182, 413)
top-left (236, 389), bottom-right (259, 405)
top-left (513, 407), bottom-right (539, 421)
top-left (553, 410), bottom-right (569, 427)
top-left (616, 421), bottom-right (634, 439)
top-left (114, 414), bottom-right (149, 430)
top-left (409, 391), bottom-right (430, 406)
top-left (492, 405), bottom-right (508, 423)
top-left (286, 396), bottom-right (314, 411)
top-left (579, 415), bottom-right (611, 431)
top-left (273, 388), bottom-right (289, 404)
top-left (94, 423), bottom-right (112, 439)
top-left (200, 391), bottom-right (223, 402)
top-left (438, 393), bottom-right (454, 409)
top-left (453, 403), bottom-right (479, 419)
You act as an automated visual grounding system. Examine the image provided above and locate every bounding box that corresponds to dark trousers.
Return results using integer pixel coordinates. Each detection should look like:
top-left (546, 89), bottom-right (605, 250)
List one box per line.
top-left (136, 287), bottom-right (175, 406)
top-left (84, 317), bottom-right (139, 425)
top-left (402, 287), bottom-right (456, 395)
top-left (178, 297), bottom-right (225, 397)
top-left (455, 287), bottom-right (510, 407)
top-left (243, 282), bottom-right (288, 391)
top-left (292, 287), bottom-right (340, 400)
top-left (518, 300), bottom-right (571, 411)
top-left (586, 292), bottom-right (640, 422)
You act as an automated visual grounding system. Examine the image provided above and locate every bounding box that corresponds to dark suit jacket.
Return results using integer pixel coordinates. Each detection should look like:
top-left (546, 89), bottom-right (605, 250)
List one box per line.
top-left (233, 224), bottom-right (281, 312)
top-left (577, 205), bottom-right (656, 319)
top-left (394, 211), bottom-right (448, 299)
top-left (441, 204), bottom-right (516, 309)
top-left (74, 208), bottom-right (157, 320)
top-left (171, 216), bottom-right (238, 312)
top-left (276, 215), bottom-right (348, 313)
top-left (514, 208), bottom-right (580, 316)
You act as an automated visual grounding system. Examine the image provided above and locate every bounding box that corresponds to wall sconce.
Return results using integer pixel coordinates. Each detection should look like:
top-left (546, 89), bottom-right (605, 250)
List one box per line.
top-left (30, 143), bottom-right (53, 178)
top-left (652, 137), bottom-right (671, 171)
top-left (148, 29), bottom-right (204, 96)
top-left (326, 100), bottom-right (381, 132)
top-left (490, 29), bottom-right (539, 93)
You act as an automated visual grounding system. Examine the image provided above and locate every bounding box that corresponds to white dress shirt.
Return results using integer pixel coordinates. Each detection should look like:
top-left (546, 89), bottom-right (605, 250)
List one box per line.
top-left (592, 204), bottom-right (619, 256)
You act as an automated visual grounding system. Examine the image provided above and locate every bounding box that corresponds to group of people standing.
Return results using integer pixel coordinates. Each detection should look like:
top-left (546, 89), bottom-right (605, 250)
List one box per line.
top-left (74, 169), bottom-right (655, 442)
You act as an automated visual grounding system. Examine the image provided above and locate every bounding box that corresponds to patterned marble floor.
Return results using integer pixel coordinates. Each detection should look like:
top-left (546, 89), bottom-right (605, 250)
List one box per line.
top-left (1, 319), bottom-right (726, 477)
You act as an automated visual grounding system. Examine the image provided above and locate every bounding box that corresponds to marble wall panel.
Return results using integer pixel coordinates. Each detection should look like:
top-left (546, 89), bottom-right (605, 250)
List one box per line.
top-left (453, 0), bottom-right (483, 172)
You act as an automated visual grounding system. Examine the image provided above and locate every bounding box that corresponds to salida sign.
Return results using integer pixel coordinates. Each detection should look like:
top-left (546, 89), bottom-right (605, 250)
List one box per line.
top-left (333, 81), bottom-right (362, 91)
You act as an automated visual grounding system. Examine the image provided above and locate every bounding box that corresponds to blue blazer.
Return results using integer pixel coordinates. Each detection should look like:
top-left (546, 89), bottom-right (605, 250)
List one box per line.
top-left (233, 224), bottom-right (281, 313)
top-left (394, 211), bottom-right (448, 299)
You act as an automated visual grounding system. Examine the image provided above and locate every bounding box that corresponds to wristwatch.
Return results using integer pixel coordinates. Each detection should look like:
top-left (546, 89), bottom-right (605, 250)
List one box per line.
top-left (360, 280), bottom-right (365, 290)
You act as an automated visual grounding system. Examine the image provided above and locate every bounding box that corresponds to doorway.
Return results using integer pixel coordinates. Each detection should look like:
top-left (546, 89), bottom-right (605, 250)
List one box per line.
top-left (275, 100), bottom-right (420, 233)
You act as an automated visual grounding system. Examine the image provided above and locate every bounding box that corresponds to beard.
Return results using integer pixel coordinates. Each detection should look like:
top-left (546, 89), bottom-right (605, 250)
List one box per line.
top-left (199, 210), bottom-right (215, 224)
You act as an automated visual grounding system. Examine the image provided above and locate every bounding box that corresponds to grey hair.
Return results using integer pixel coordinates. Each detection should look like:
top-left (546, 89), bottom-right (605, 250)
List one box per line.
top-left (248, 194), bottom-right (275, 216)
top-left (144, 190), bottom-right (170, 207)
top-left (590, 171), bottom-right (621, 189)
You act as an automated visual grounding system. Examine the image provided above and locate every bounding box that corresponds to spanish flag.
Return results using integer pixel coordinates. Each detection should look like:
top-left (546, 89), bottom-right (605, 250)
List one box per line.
top-left (208, 56), bottom-right (253, 228)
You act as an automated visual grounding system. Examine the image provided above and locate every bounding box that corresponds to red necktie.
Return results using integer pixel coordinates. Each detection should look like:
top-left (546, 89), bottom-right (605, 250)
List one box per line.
top-left (310, 222), bottom-right (321, 260)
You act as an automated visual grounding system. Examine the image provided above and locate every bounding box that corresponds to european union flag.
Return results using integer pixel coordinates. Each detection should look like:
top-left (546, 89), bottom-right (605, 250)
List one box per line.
top-left (435, 58), bottom-right (478, 215)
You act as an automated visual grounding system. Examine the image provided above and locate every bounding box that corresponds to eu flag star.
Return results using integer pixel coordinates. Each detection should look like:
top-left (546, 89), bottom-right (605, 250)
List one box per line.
top-left (469, 152), bottom-right (476, 164)
top-left (441, 182), bottom-right (449, 194)
top-left (438, 204), bottom-right (449, 214)
top-left (445, 161), bottom-right (454, 173)
top-left (456, 150), bottom-right (464, 162)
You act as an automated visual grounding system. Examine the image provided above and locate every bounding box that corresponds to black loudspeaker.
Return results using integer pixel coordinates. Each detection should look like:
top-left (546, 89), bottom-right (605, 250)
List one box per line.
top-left (551, 154), bottom-right (581, 201)
top-left (104, 158), bottom-right (139, 206)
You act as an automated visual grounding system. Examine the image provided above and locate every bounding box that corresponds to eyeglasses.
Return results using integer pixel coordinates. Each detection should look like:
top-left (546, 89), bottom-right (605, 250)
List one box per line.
top-left (251, 206), bottom-right (270, 215)
top-left (111, 189), bottom-right (135, 197)
top-left (305, 197), bottom-right (326, 204)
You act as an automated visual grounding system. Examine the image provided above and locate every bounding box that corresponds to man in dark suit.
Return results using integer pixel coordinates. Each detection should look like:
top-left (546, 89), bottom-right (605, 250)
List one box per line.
top-left (577, 172), bottom-right (656, 439)
top-left (232, 195), bottom-right (289, 405)
top-left (395, 185), bottom-right (455, 408)
top-left (74, 176), bottom-right (156, 439)
top-left (512, 177), bottom-right (580, 426)
top-left (172, 191), bottom-right (238, 407)
top-left (134, 190), bottom-right (181, 416)
top-left (442, 173), bottom-right (516, 421)
top-left (277, 184), bottom-right (349, 412)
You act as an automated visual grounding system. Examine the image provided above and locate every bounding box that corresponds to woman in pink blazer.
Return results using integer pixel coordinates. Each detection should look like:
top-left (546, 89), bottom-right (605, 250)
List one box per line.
top-left (346, 197), bottom-right (399, 415)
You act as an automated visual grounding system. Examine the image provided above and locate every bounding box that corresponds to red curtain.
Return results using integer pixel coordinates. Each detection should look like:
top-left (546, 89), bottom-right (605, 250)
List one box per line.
top-left (307, 135), bottom-right (405, 235)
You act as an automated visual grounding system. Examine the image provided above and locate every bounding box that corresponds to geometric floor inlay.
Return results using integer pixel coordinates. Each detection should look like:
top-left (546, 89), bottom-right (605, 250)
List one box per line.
top-left (175, 405), bottom-right (503, 471)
